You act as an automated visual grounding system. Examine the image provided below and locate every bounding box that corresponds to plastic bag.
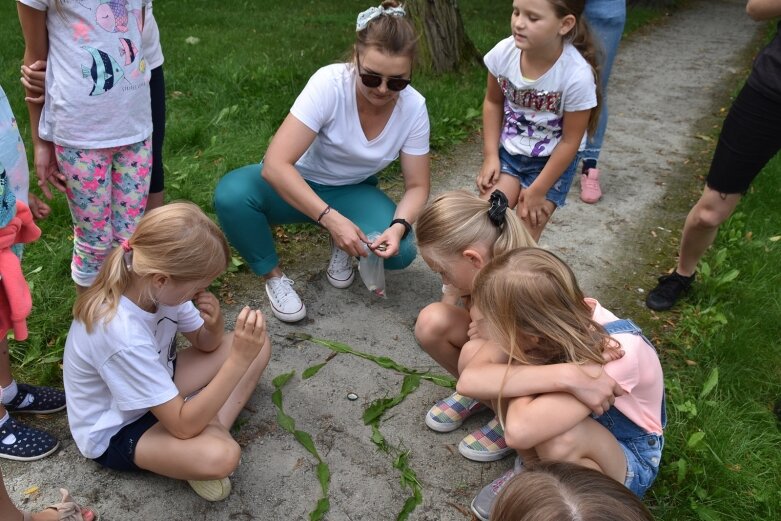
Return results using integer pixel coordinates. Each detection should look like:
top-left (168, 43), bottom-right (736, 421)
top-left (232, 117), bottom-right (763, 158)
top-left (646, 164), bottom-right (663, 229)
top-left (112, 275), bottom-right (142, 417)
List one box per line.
top-left (358, 232), bottom-right (386, 298)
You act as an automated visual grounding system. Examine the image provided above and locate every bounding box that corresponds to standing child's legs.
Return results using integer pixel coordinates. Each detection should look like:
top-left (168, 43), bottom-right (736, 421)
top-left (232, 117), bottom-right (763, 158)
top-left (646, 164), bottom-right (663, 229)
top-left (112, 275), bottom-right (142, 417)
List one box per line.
top-left (479, 173), bottom-right (522, 211)
top-left (57, 140), bottom-right (151, 289)
top-left (647, 83), bottom-right (781, 310)
top-left (133, 331), bottom-right (271, 481)
top-left (146, 65), bottom-right (166, 211)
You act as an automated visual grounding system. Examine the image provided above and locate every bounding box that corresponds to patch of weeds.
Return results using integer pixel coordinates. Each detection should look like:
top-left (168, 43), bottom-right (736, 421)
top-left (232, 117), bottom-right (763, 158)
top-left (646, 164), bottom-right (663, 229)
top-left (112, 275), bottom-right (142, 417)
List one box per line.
top-left (296, 336), bottom-right (456, 519)
top-left (295, 334), bottom-right (456, 389)
top-left (272, 371), bottom-right (330, 521)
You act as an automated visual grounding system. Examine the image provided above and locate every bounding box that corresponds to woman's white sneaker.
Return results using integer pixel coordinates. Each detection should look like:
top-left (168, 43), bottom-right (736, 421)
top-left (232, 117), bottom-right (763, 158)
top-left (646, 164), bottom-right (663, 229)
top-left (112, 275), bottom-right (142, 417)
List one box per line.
top-left (265, 275), bottom-right (306, 322)
top-left (326, 243), bottom-right (355, 288)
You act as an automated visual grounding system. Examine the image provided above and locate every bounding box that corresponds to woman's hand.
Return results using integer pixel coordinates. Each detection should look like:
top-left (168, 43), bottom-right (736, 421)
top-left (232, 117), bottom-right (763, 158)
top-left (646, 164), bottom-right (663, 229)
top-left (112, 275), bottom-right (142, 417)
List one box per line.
top-left (368, 222), bottom-right (405, 259)
top-left (476, 156), bottom-right (501, 194)
top-left (33, 140), bottom-right (66, 199)
top-left (231, 307), bottom-right (267, 366)
top-left (194, 290), bottom-right (224, 333)
top-left (321, 209), bottom-right (369, 257)
top-left (20, 59), bottom-right (46, 104)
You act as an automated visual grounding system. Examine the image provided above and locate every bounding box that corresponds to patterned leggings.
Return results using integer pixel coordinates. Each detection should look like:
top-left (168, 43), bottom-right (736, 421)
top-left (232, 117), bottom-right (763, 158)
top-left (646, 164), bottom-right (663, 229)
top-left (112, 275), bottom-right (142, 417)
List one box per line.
top-left (56, 139), bottom-right (151, 286)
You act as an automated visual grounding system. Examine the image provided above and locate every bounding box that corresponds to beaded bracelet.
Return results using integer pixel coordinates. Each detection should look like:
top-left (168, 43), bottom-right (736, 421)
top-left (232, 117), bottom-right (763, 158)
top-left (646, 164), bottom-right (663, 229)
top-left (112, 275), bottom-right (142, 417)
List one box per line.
top-left (316, 205), bottom-right (332, 225)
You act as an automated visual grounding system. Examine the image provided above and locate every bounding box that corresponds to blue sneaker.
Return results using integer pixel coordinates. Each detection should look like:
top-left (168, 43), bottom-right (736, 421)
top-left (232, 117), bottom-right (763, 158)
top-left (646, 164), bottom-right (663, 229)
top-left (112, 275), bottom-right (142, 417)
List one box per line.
top-left (5, 383), bottom-right (66, 414)
top-left (0, 416), bottom-right (59, 461)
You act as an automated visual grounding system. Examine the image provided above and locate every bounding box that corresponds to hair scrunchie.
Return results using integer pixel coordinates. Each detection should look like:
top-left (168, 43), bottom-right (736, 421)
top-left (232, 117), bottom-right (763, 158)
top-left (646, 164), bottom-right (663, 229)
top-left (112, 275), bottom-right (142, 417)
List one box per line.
top-left (488, 190), bottom-right (509, 228)
top-left (356, 3), bottom-right (406, 31)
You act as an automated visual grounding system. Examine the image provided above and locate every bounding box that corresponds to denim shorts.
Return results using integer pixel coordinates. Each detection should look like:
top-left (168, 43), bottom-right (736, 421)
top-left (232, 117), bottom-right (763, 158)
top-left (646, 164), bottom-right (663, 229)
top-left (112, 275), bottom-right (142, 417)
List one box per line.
top-left (498, 146), bottom-right (581, 208)
top-left (593, 404), bottom-right (666, 497)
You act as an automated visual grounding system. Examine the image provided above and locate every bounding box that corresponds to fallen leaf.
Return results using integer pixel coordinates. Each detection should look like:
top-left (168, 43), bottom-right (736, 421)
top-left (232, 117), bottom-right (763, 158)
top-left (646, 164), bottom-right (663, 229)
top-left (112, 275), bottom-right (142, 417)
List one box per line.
top-left (23, 486), bottom-right (39, 496)
top-left (185, 36), bottom-right (200, 45)
top-left (685, 359), bottom-right (698, 366)
top-left (770, 236), bottom-right (781, 242)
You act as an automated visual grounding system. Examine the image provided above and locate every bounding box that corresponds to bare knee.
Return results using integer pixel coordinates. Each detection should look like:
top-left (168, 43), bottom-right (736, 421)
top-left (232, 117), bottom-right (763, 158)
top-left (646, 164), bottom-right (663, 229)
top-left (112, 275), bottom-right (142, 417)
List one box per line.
top-left (414, 303), bottom-right (451, 351)
top-left (533, 430), bottom-right (580, 462)
top-left (690, 204), bottom-right (730, 230)
top-left (195, 436), bottom-right (241, 478)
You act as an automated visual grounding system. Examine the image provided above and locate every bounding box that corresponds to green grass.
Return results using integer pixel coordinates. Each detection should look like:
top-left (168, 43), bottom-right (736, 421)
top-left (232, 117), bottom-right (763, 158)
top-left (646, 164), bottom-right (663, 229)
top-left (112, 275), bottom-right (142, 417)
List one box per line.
top-left (646, 152), bottom-right (781, 521)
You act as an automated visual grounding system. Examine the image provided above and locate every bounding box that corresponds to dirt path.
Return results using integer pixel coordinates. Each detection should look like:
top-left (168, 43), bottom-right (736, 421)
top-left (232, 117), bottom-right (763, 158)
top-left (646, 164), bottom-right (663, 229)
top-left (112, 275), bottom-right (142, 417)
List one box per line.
top-left (4, 1), bottom-right (762, 519)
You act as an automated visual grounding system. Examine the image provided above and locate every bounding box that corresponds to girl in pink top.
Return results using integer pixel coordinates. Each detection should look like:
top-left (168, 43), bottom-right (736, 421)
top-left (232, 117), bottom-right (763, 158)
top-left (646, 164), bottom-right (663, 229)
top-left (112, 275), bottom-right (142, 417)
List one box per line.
top-left (458, 247), bottom-right (665, 520)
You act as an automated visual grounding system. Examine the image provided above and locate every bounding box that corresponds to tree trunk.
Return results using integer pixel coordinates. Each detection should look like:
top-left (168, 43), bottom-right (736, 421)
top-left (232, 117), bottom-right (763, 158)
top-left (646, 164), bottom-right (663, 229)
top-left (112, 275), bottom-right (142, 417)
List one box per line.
top-left (406, 0), bottom-right (482, 74)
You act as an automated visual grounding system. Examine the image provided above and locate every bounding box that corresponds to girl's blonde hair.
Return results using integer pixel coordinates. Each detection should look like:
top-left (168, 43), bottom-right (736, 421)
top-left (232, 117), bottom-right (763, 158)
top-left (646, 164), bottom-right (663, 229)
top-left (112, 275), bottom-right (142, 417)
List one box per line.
top-left (472, 247), bottom-right (615, 366)
top-left (472, 248), bottom-right (617, 427)
top-left (492, 461), bottom-right (654, 521)
top-left (73, 202), bottom-right (230, 332)
top-left (547, 0), bottom-right (603, 136)
top-left (415, 190), bottom-right (536, 264)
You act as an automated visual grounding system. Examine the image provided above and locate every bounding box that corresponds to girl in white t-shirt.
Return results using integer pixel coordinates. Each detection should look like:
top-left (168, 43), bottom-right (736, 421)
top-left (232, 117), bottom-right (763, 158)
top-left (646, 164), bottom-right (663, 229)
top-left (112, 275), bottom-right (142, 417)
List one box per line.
top-left (477, 0), bottom-right (601, 241)
top-left (214, 0), bottom-right (430, 324)
top-left (63, 202), bottom-right (271, 502)
top-left (17, 0), bottom-right (154, 289)
top-left (458, 248), bottom-right (665, 520)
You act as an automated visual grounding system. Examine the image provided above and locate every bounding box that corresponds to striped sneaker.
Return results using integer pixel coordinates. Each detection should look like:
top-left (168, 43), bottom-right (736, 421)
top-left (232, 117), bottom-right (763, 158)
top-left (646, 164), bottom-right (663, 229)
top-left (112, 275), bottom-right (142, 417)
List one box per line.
top-left (425, 392), bottom-right (487, 433)
top-left (458, 416), bottom-right (514, 462)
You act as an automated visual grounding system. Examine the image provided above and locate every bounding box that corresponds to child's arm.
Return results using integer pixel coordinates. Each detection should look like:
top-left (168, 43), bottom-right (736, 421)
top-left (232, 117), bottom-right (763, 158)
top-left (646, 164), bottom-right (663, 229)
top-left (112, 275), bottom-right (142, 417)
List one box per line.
top-left (746, 0), bottom-right (781, 20)
top-left (520, 109), bottom-right (590, 226)
top-left (457, 338), bottom-right (623, 416)
top-left (16, 3), bottom-right (66, 199)
top-left (476, 72), bottom-right (505, 194)
top-left (181, 290), bottom-right (225, 353)
top-left (151, 307), bottom-right (267, 439)
top-left (504, 391), bottom-right (599, 450)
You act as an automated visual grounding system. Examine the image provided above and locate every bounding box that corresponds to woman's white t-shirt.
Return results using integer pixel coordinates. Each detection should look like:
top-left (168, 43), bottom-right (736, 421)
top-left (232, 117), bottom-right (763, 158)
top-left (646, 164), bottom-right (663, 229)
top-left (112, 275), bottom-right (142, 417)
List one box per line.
top-left (290, 63), bottom-right (430, 186)
top-left (483, 37), bottom-right (597, 157)
top-left (63, 297), bottom-right (203, 459)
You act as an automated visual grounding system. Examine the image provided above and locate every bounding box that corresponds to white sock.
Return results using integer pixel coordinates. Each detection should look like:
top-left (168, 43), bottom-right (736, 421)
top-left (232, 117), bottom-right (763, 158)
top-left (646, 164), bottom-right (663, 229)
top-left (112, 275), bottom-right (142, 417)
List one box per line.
top-left (0, 411), bottom-right (8, 429)
top-left (0, 380), bottom-right (17, 405)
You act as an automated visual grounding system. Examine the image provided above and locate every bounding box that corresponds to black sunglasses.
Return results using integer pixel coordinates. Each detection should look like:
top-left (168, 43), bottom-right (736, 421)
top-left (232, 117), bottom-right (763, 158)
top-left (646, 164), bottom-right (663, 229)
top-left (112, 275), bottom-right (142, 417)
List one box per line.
top-left (356, 55), bottom-right (411, 92)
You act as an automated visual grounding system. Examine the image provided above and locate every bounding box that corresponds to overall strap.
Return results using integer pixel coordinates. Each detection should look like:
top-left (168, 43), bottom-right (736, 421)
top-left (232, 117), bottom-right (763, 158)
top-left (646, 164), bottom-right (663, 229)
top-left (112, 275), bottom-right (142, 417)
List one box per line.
top-left (602, 318), bottom-right (667, 427)
top-left (602, 318), bottom-right (642, 335)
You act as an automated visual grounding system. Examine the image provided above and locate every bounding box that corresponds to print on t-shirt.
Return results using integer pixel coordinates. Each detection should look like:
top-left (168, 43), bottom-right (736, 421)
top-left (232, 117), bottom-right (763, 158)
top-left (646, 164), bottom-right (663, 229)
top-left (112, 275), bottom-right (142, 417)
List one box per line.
top-left (70, 1), bottom-right (147, 96)
top-left (498, 76), bottom-right (564, 157)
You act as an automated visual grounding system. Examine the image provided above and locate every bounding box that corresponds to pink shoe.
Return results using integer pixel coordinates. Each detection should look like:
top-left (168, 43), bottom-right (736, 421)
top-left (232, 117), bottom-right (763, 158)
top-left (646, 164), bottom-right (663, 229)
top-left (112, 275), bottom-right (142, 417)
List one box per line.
top-left (580, 168), bottom-right (602, 204)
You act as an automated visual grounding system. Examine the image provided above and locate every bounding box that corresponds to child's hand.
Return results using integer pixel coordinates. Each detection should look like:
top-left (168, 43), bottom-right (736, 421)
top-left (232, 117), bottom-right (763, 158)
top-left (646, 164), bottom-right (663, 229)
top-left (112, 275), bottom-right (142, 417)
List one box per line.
top-left (34, 141), bottom-right (66, 199)
top-left (476, 157), bottom-right (501, 194)
top-left (28, 193), bottom-right (51, 221)
top-left (571, 364), bottom-right (625, 416)
top-left (20, 59), bottom-right (47, 104)
top-left (467, 318), bottom-right (488, 340)
top-left (519, 186), bottom-right (549, 227)
top-left (194, 290), bottom-right (223, 332)
top-left (231, 306), bottom-right (266, 364)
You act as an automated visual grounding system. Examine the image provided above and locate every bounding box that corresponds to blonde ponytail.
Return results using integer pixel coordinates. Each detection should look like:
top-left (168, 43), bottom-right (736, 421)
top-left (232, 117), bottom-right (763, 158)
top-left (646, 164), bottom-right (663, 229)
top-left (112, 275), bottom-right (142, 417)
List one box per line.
top-left (416, 190), bottom-right (536, 261)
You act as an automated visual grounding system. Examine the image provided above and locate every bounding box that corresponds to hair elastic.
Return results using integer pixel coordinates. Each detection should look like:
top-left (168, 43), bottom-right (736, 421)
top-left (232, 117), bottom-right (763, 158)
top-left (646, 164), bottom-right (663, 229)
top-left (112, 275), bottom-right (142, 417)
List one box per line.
top-left (488, 190), bottom-right (509, 228)
top-left (121, 239), bottom-right (132, 252)
top-left (356, 3), bottom-right (406, 31)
